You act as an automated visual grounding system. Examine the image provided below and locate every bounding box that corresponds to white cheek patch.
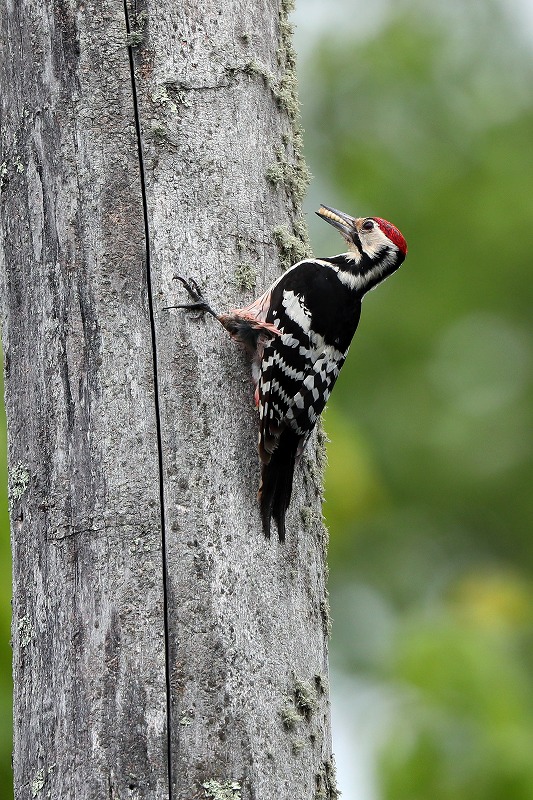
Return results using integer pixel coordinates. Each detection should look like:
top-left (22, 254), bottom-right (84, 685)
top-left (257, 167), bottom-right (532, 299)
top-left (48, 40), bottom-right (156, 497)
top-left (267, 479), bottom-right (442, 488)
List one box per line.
top-left (361, 228), bottom-right (390, 259)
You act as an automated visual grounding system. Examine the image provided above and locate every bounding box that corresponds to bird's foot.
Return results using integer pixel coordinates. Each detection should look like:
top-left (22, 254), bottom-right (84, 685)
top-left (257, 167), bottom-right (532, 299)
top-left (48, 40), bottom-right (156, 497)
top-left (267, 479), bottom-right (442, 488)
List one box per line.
top-left (165, 276), bottom-right (219, 319)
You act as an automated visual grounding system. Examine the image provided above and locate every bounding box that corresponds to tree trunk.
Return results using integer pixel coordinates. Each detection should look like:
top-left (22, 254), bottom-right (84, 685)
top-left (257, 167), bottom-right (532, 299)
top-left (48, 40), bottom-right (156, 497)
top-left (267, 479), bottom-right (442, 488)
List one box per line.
top-left (0, 1), bottom-right (335, 798)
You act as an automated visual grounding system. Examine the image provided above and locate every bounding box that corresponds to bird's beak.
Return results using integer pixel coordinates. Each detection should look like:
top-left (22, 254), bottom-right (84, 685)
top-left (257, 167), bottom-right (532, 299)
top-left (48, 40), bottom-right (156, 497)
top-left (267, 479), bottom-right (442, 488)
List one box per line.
top-left (315, 205), bottom-right (357, 242)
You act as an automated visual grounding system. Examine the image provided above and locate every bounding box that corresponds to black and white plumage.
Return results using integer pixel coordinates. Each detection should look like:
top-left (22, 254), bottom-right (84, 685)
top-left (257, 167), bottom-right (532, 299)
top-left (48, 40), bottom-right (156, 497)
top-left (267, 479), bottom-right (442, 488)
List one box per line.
top-left (174, 205), bottom-right (407, 541)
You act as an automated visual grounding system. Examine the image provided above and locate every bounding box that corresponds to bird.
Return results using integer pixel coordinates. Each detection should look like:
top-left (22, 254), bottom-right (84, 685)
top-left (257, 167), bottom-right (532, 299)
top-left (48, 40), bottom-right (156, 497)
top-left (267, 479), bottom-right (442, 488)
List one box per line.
top-left (172, 205), bottom-right (407, 541)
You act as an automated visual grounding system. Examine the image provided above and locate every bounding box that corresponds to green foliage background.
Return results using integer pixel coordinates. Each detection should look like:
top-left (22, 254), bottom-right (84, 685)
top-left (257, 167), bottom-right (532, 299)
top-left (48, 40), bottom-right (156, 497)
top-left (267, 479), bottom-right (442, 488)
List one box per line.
top-left (1, 0), bottom-right (533, 796)
top-left (296, 0), bottom-right (533, 797)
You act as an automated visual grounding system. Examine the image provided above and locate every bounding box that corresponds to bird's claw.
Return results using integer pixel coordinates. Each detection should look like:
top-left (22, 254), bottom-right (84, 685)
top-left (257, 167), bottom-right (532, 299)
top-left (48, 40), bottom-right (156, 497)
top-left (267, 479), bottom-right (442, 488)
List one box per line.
top-left (174, 276), bottom-right (203, 302)
top-left (170, 275), bottom-right (218, 319)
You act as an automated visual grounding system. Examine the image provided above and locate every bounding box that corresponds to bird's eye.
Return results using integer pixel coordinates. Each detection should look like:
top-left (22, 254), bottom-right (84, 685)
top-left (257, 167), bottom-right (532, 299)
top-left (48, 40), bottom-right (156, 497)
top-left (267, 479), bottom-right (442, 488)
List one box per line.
top-left (362, 219), bottom-right (374, 231)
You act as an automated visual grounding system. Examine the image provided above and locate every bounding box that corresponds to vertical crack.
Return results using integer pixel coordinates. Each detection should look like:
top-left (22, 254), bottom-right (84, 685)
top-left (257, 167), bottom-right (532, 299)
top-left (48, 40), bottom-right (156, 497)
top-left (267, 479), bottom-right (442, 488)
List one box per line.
top-left (123, 3), bottom-right (173, 796)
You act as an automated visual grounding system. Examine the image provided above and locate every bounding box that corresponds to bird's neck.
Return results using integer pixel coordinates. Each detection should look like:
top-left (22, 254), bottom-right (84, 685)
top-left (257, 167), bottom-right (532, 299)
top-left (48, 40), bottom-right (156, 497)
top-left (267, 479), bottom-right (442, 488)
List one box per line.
top-left (324, 249), bottom-right (403, 295)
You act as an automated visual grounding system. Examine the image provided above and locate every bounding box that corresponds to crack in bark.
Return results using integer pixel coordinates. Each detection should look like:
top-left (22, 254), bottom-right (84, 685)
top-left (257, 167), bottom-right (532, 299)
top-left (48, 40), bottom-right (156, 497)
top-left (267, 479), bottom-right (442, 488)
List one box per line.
top-left (123, 2), bottom-right (173, 797)
top-left (46, 518), bottom-right (160, 542)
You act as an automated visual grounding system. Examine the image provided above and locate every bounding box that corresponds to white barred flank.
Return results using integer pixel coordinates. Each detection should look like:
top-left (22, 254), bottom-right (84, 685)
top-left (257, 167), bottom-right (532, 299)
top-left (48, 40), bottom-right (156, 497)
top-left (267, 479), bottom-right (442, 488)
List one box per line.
top-left (268, 377), bottom-right (293, 410)
top-left (271, 352), bottom-right (305, 382)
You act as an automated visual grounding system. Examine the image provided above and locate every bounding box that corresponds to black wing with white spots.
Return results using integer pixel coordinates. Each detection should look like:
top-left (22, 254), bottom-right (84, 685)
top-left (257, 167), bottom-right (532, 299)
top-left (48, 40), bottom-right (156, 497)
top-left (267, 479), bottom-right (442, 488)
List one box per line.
top-left (257, 260), bottom-right (361, 462)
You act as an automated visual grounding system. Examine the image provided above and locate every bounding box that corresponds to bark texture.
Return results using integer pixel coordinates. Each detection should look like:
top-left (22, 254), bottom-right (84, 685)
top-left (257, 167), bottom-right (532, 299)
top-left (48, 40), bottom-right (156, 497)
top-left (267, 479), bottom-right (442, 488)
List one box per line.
top-left (0, 1), bottom-right (334, 798)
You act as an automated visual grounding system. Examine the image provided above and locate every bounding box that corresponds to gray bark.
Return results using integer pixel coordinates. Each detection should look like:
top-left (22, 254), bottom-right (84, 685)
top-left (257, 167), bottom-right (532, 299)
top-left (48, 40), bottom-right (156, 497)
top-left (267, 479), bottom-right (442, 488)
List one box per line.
top-left (0, 1), bottom-right (335, 798)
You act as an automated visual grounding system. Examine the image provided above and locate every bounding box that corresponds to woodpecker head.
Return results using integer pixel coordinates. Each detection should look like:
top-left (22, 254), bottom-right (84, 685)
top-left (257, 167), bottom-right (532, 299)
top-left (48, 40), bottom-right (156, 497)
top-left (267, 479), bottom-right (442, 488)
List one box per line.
top-left (316, 204), bottom-right (407, 293)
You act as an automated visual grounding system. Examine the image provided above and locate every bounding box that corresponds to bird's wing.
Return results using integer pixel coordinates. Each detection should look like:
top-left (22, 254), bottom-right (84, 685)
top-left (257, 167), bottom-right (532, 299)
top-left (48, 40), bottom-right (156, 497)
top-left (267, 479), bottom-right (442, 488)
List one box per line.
top-left (257, 311), bottom-right (347, 463)
top-left (227, 259), bottom-right (356, 462)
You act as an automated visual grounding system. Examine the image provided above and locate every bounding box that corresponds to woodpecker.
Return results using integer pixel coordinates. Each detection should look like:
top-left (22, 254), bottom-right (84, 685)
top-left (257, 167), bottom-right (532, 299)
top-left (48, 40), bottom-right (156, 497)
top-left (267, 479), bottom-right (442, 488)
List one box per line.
top-left (173, 205), bottom-right (407, 541)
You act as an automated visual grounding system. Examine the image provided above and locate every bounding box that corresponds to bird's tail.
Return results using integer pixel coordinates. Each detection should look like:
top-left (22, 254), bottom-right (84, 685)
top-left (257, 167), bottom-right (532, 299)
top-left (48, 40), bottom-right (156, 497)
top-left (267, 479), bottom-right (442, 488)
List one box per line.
top-left (258, 431), bottom-right (299, 542)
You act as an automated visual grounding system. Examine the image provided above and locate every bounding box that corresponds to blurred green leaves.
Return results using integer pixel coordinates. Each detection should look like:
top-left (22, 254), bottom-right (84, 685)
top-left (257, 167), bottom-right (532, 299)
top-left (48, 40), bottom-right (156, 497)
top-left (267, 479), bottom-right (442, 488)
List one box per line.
top-left (297, 0), bottom-right (533, 796)
top-left (301, 0), bottom-right (533, 579)
top-left (381, 576), bottom-right (533, 800)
